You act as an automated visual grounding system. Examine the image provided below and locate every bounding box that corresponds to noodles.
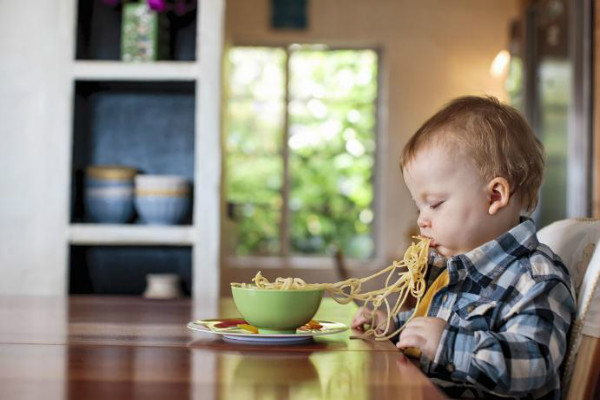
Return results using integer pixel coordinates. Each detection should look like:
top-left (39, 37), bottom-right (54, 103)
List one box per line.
top-left (231, 236), bottom-right (430, 341)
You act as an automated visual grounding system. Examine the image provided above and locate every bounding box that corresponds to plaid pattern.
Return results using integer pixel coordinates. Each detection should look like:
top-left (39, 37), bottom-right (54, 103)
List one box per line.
top-left (395, 219), bottom-right (575, 400)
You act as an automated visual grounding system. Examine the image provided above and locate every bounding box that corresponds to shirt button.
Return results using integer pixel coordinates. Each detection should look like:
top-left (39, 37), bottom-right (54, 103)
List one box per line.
top-left (467, 305), bottom-right (475, 313)
top-left (446, 363), bottom-right (455, 373)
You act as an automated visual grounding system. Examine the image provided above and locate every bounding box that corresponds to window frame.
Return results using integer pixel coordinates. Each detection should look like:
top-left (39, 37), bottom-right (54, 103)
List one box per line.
top-left (221, 42), bottom-right (385, 270)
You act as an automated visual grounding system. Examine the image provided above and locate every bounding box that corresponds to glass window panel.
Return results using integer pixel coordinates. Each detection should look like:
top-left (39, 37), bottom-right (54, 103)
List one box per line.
top-left (226, 155), bottom-right (282, 255)
top-left (506, 56), bottom-right (524, 112)
top-left (226, 99), bottom-right (284, 155)
top-left (225, 47), bottom-right (285, 256)
top-left (537, 59), bottom-right (569, 227)
top-left (227, 47), bottom-right (286, 100)
top-left (289, 49), bottom-right (378, 102)
top-left (229, 203), bottom-right (282, 256)
top-left (226, 155), bottom-right (282, 203)
top-left (288, 49), bottom-right (377, 259)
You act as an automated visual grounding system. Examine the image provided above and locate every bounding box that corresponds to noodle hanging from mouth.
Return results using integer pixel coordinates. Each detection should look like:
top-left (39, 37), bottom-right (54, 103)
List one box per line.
top-left (231, 236), bottom-right (430, 340)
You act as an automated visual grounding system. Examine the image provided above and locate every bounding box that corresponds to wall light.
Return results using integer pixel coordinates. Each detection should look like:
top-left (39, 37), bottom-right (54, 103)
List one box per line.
top-left (490, 49), bottom-right (511, 78)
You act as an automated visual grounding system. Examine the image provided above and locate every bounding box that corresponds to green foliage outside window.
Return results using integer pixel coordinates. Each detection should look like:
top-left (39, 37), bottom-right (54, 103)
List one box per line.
top-left (225, 46), bottom-right (378, 259)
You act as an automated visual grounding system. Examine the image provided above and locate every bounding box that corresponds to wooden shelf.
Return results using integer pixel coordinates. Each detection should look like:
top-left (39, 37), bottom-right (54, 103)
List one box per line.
top-left (68, 223), bottom-right (197, 246)
top-left (72, 61), bottom-right (200, 81)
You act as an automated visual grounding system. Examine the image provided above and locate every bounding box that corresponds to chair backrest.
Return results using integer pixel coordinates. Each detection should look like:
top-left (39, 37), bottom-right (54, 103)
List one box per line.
top-left (538, 218), bottom-right (600, 400)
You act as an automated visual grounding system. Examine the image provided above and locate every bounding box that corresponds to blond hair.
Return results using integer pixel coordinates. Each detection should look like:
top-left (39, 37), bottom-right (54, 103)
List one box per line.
top-left (401, 96), bottom-right (545, 212)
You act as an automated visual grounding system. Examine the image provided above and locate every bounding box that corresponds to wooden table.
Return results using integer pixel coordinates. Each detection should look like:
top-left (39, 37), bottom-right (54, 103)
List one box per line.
top-left (0, 296), bottom-right (447, 399)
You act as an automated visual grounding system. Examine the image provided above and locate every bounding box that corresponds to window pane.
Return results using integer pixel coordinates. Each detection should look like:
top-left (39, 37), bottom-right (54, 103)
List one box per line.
top-left (537, 59), bottom-right (569, 227)
top-left (288, 49), bottom-right (378, 259)
top-left (228, 48), bottom-right (286, 100)
top-left (289, 49), bottom-right (378, 102)
top-left (227, 99), bottom-right (284, 155)
top-left (227, 155), bottom-right (282, 255)
top-left (225, 47), bottom-right (286, 255)
top-left (506, 56), bottom-right (524, 113)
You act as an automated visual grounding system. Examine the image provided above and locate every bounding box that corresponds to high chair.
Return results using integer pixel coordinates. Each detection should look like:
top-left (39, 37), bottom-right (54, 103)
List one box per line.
top-left (538, 218), bottom-right (600, 400)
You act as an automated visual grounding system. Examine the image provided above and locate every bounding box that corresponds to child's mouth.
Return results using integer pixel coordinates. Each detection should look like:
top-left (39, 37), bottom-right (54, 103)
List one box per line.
top-left (420, 235), bottom-right (437, 247)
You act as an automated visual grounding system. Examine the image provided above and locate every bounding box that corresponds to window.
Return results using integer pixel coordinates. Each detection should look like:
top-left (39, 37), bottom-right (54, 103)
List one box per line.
top-left (224, 45), bottom-right (378, 261)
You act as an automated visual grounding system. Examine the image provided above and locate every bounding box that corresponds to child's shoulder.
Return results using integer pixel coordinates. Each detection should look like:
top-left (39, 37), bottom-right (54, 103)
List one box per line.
top-left (495, 218), bottom-right (572, 285)
top-left (488, 239), bottom-right (575, 310)
top-left (510, 239), bottom-right (573, 291)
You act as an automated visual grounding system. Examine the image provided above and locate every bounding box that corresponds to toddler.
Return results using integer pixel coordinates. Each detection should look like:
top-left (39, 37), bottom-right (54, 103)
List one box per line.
top-left (352, 96), bottom-right (575, 399)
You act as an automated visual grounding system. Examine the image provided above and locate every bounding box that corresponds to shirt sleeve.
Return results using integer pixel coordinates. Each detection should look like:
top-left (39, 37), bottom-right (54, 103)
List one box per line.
top-left (394, 309), bottom-right (415, 329)
top-left (387, 308), bottom-right (414, 344)
top-left (428, 278), bottom-right (575, 397)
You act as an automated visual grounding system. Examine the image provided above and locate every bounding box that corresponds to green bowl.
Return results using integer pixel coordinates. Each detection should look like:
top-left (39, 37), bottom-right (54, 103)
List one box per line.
top-left (231, 286), bottom-right (324, 334)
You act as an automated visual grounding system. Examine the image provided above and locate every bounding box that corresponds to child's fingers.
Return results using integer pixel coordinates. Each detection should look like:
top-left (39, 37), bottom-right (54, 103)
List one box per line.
top-left (352, 313), bottom-right (371, 326)
top-left (403, 317), bottom-right (426, 328)
top-left (351, 315), bottom-right (369, 329)
top-left (396, 332), bottom-right (426, 350)
top-left (397, 321), bottom-right (426, 348)
top-left (399, 319), bottom-right (430, 339)
top-left (351, 307), bottom-right (372, 328)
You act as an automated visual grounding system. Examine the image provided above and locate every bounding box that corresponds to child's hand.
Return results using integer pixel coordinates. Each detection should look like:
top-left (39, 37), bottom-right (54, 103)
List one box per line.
top-left (351, 306), bottom-right (396, 335)
top-left (396, 317), bottom-right (446, 360)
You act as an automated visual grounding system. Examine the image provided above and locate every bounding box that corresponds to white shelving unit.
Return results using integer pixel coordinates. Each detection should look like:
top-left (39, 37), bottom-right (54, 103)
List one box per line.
top-left (68, 224), bottom-right (197, 246)
top-left (72, 61), bottom-right (200, 81)
top-left (0, 0), bottom-right (223, 296)
top-left (66, 0), bottom-right (224, 299)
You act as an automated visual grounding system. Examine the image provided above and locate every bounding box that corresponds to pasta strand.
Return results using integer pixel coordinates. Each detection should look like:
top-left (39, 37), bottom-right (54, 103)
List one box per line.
top-left (230, 236), bottom-right (431, 340)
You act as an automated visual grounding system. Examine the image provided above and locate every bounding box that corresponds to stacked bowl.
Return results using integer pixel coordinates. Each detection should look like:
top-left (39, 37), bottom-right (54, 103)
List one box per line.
top-left (134, 175), bottom-right (191, 225)
top-left (85, 166), bottom-right (137, 223)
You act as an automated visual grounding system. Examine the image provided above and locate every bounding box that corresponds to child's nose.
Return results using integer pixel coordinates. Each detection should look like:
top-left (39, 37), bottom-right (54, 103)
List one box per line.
top-left (417, 214), bottom-right (431, 229)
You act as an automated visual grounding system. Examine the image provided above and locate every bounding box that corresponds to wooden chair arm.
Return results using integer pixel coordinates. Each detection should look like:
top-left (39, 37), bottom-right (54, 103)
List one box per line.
top-left (567, 335), bottom-right (600, 400)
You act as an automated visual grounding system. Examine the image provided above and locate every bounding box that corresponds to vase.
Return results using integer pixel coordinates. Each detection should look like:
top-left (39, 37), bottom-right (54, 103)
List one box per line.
top-left (121, 2), bottom-right (169, 62)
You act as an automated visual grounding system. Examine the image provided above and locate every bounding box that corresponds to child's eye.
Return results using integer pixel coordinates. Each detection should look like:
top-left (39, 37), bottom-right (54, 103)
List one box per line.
top-left (429, 201), bottom-right (444, 210)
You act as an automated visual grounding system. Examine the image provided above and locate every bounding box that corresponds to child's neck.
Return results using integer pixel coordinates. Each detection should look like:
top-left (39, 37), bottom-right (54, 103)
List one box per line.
top-left (487, 209), bottom-right (523, 243)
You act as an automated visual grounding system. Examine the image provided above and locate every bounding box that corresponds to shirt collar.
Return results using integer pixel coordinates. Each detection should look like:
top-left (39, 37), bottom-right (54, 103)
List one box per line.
top-left (446, 218), bottom-right (539, 285)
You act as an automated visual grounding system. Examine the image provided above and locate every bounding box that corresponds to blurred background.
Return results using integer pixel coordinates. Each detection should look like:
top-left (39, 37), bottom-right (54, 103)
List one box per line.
top-left (0, 0), bottom-right (596, 298)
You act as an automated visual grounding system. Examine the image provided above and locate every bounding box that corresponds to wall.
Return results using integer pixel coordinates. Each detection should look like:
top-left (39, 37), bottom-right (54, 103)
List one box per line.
top-left (222, 0), bottom-right (519, 292)
top-left (0, 1), bottom-right (73, 294)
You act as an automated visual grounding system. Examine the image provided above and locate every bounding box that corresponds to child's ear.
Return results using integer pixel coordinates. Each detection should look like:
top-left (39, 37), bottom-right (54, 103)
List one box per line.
top-left (487, 177), bottom-right (511, 215)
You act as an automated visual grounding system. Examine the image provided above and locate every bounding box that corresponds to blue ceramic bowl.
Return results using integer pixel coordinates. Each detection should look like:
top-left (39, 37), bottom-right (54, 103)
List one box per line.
top-left (135, 196), bottom-right (190, 225)
top-left (86, 177), bottom-right (134, 189)
top-left (85, 191), bottom-right (135, 223)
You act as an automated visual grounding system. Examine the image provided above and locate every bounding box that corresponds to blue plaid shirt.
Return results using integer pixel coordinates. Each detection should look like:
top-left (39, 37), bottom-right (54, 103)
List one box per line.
top-left (395, 219), bottom-right (575, 399)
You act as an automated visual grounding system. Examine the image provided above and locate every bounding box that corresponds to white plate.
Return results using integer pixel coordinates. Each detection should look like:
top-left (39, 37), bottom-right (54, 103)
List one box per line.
top-left (187, 319), bottom-right (348, 345)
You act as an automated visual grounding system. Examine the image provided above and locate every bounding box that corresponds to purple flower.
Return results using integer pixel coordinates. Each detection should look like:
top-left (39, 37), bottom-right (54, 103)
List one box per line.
top-left (147, 0), bottom-right (167, 12)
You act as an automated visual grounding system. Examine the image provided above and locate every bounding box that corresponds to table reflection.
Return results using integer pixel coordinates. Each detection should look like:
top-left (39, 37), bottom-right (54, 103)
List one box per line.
top-left (211, 347), bottom-right (434, 400)
top-left (220, 351), bottom-right (320, 399)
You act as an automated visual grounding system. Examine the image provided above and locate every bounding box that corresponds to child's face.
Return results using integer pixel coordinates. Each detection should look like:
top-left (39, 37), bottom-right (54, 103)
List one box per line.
top-left (403, 143), bottom-right (498, 257)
